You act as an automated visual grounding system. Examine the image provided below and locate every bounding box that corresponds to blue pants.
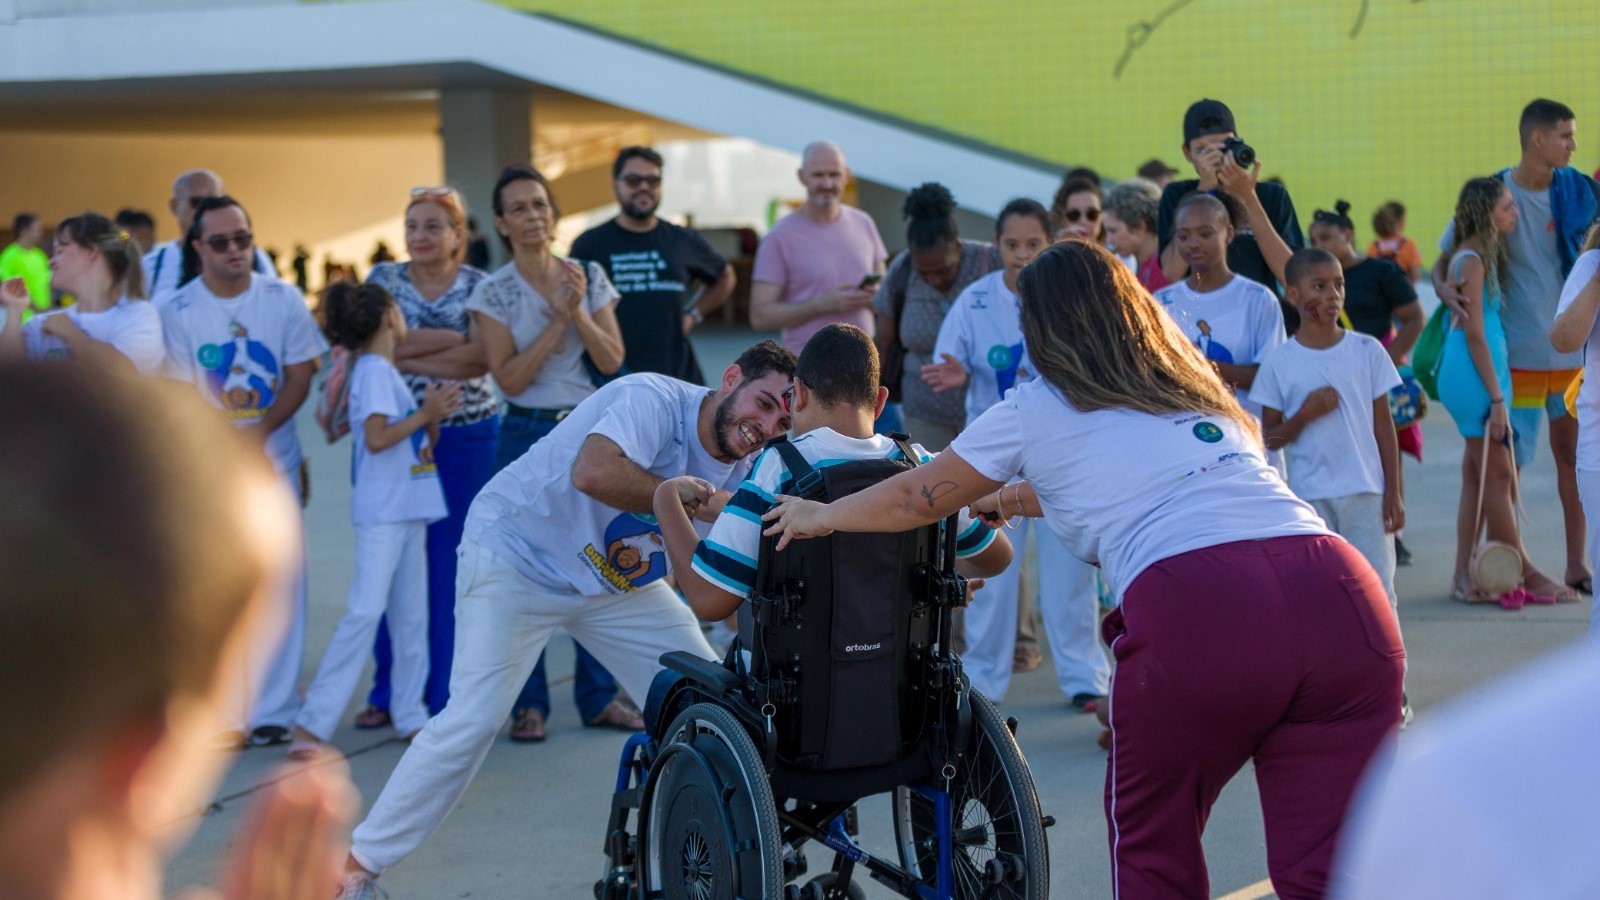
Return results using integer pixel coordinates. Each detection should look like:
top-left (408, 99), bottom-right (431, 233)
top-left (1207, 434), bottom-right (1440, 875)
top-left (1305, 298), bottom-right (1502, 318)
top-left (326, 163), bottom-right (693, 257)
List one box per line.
top-left (367, 416), bottom-right (499, 715)
top-left (494, 409), bottom-right (621, 722)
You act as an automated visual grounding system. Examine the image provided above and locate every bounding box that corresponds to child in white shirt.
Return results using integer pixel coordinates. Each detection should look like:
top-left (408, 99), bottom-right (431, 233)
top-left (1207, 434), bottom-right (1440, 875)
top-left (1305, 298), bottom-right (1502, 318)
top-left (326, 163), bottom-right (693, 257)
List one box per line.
top-left (1251, 248), bottom-right (1404, 604)
top-left (925, 199), bottom-right (1109, 707)
top-left (291, 282), bottom-right (461, 757)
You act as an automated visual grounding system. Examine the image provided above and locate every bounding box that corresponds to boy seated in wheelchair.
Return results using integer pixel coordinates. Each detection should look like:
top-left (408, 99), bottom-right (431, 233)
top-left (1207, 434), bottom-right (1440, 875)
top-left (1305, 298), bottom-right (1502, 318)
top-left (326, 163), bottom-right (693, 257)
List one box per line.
top-left (652, 321), bottom-right (1012, 646)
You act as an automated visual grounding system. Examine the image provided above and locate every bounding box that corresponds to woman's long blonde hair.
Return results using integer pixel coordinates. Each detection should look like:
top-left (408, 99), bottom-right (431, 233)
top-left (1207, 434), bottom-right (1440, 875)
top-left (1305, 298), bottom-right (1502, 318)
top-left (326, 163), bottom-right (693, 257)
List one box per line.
top-left (1450, 176), bottom-right (1511, 292)
top-left (1017, 240), bottom-right (1260, 441)
top-left (1582, 221), bottom-right (1600, 255)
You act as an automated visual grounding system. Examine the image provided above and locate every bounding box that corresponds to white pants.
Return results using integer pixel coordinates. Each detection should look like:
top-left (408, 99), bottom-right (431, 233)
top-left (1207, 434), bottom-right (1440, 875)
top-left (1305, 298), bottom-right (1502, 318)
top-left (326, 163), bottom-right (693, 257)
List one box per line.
top-left (297, 521), bottom-right (430, 740)
top-left (1578, 469), bottom-right (1600, 644)
top-left (217, 468), bottom-right (307, 732)
top-left (1311, 493), bottom-right (1398, 609)
top-left (963, 517), bottom-right (1109, 702)
top-left (253, 468), bottom-right (309, 729)
top-left (350, 543), bottom-right (717, 873)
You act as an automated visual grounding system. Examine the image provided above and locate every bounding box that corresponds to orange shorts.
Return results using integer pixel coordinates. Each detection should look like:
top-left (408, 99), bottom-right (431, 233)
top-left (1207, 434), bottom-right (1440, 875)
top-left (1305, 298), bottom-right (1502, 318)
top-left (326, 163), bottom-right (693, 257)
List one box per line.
top-left (1510, 368), bottom-right (1581, 412)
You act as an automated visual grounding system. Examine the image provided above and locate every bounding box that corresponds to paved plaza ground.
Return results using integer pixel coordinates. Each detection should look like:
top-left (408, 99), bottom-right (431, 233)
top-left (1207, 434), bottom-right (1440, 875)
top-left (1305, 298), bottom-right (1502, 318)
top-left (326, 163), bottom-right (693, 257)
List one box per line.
top-left (166, 325), bottom-right (1590, 899)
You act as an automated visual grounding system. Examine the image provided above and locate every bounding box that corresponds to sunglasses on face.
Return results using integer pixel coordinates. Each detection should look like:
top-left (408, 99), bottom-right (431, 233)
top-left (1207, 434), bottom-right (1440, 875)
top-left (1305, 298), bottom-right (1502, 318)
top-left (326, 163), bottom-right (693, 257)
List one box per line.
top-left (411, 186), bottom-right (457, 201)
top-left (201, 231), bottom-right (253, 253)
top-left (781, 383), bottom-right (796, 413)
top-left (1062, 207), bottom-right (1100, 223)
top-left (619, 174), bottom-right (662, 189)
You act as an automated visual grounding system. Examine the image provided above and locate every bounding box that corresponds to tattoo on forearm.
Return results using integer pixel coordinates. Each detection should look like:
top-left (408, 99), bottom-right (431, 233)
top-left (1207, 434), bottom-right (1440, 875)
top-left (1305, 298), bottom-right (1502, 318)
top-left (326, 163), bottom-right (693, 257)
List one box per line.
top-left (920, 481), bottom-right (958, 509)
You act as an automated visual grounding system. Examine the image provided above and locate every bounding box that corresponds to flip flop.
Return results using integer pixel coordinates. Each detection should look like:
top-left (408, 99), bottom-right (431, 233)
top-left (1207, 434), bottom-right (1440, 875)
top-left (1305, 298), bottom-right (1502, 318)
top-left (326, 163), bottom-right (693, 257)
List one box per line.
top-left (1498, 588), bottom-right (1533, 610)
top-left (510, 708), bottom-right (547, 743)
top-left (1566, 576), bottom-right (1593, 596)
top-left (586, 698), bottom-right (645, 732)
top-left (353, 705), bottom-right (392, 730)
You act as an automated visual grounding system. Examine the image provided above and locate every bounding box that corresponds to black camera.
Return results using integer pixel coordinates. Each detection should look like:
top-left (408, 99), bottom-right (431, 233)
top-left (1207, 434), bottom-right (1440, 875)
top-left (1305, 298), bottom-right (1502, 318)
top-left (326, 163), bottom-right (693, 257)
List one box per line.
top-left (1221, 136), bottom-right (1255, 168)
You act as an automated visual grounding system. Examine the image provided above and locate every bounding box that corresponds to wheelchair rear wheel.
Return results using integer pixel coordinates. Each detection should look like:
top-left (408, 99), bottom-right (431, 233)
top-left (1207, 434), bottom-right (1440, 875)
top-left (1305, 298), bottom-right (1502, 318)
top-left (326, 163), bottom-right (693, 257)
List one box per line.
top-left (891, 691), bottom-right (1049, 899)
top-left (641, 702), bottom-right (784, 900)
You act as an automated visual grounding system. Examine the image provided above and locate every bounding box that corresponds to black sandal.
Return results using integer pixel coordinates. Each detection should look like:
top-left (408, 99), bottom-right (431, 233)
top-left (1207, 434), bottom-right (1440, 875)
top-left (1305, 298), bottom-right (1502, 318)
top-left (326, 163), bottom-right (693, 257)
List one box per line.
top-left (353, 705), bottom-right (392, 730)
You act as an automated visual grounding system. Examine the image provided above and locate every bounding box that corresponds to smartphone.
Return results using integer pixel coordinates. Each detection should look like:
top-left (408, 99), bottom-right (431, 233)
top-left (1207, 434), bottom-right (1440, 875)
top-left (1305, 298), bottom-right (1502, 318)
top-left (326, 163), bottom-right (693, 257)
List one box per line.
top-left (858, 272), bottom-right (884, 290)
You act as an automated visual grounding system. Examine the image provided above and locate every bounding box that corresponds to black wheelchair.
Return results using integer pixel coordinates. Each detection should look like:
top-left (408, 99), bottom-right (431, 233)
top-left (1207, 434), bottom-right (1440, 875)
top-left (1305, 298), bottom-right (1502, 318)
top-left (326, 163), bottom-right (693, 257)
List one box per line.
top-left (596, 439), bottom-right (1052, 899)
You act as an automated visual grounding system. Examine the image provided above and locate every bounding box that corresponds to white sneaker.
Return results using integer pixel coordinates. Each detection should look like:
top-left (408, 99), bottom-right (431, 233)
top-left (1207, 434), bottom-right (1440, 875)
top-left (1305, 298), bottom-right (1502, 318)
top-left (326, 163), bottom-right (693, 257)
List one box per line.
top-left (336, 871), bottom-right (387, 900)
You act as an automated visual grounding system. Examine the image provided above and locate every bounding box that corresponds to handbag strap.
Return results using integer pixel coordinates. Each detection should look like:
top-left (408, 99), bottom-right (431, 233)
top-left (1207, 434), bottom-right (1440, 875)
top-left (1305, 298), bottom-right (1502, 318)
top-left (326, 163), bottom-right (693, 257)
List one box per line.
top-left (889, 252), bottom-right (913, 347)
top-left (1474, 428), bottom-right (1528, 541)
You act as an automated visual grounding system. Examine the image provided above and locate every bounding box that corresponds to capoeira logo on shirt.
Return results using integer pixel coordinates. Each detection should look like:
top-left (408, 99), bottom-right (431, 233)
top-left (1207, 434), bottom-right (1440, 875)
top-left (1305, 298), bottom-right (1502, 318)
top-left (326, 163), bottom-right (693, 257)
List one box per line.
top-left (581, 513), bottom-right (668, 592)
top-left (197, 323), bottom-right (278, 421)
top-left (986, 342), bottom-right (1027, 399)
top-left (407, 421), bottom-right (438, 477)
top-left (1192, 320), bottom-right (1234, 364)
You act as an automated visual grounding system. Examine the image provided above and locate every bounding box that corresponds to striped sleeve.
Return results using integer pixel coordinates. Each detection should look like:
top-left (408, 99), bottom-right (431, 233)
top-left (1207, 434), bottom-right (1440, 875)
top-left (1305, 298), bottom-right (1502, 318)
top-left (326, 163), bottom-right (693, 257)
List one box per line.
top-left (954, 513), bottom-right (997, 558)
top-left (690, 448), bottom-right (785, 597)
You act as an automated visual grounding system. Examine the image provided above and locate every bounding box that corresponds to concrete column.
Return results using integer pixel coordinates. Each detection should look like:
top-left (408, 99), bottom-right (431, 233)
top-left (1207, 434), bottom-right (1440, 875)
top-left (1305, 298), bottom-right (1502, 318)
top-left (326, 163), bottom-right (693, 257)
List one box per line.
top-left (439, 88), bottom-right (533, 269)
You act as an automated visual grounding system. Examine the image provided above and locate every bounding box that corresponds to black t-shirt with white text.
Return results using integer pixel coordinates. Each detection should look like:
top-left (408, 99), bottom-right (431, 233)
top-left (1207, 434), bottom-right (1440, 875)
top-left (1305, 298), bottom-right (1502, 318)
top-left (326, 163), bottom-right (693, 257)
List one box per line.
top-left (1158, 179), bottom-right (1304, 332)
top-left (569, 219), bottom-right (728, 385)
top-left (1342, 257), bottom-right (1419, 340)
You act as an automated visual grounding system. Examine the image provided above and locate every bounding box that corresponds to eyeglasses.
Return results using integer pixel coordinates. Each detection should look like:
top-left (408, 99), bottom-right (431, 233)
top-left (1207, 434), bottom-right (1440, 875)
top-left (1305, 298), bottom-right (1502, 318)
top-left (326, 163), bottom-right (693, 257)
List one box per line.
top-left (1062, 207), bottom-right (1101, 223)
top-left (781, 383), bottom-right (796, 413)
top-left (201, 231), bottom-right (253, 253)
top-left (619, 174), bottom-right (662, 189)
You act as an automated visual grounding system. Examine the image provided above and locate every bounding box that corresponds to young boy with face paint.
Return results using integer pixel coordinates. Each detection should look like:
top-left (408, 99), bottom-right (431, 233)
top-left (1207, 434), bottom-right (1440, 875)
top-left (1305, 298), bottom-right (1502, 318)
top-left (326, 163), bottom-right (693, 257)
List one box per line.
top-left (1250, 248), bottom-right (1405, 611)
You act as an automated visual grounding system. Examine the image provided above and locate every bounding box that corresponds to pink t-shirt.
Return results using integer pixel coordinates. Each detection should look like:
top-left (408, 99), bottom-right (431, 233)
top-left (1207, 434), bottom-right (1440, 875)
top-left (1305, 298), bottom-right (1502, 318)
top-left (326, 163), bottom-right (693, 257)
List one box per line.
top-left (752, 205), bottom-right (887, 354)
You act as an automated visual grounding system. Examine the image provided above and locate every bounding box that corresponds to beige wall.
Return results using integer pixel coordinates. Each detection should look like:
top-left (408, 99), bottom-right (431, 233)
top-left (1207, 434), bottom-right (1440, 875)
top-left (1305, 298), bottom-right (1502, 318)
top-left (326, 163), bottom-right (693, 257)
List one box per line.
top-left (0, 129), bottom-right (442, 284)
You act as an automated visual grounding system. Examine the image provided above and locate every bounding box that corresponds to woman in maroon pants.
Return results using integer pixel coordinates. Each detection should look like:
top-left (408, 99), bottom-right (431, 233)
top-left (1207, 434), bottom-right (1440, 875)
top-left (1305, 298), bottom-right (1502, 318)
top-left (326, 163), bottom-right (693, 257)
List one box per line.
top-left (763, 241), bottom-right (1404, 900)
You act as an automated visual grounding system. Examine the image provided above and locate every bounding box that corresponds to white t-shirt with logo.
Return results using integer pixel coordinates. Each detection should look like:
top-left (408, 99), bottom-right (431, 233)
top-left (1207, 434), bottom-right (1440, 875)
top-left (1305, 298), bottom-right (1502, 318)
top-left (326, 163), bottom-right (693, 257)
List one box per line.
top-left (1555, 249), bottom-right (1600, 472)
top-left (933, 270), bottom-right (1035, 426)
top-left (347, 354), bottom-right (448, 526)
top-left (160, 273), bottom-right (329, 473)
top-left (23, 300), bottom-right (165, 373)
top-left (465, 260), bottom-right (619, 411)
top-left (143, 239), bottom-right (278, 308)
top-left (1249, 331), bottom-right (1402, 501)
top-left (463, 373), bottom-right (744, 595)
top-left (1154, 275), bottom-right (1288, 418)
top-left (690, 428), bottom-right (996, 598)
top-left (950, 378), bottom-right (1328, 601)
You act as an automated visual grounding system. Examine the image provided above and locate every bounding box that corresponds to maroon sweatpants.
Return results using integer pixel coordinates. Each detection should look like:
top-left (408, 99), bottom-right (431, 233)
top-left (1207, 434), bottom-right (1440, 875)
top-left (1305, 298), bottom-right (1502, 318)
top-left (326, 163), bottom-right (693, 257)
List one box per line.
top-left (1102, 535), bottom-right (1404, 900)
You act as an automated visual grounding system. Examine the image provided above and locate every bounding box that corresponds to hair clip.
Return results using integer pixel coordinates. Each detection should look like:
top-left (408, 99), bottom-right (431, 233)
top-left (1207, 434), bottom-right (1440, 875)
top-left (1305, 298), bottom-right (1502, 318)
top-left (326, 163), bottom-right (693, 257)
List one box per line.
top-left (117, 230), bottom-right (130, 241)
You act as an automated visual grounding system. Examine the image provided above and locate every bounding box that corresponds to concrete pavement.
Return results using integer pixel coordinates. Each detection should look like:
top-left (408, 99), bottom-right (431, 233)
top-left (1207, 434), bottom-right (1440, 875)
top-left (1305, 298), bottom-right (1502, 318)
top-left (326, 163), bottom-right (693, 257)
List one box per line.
top-left (165, 325), bottom-right (1590, 899)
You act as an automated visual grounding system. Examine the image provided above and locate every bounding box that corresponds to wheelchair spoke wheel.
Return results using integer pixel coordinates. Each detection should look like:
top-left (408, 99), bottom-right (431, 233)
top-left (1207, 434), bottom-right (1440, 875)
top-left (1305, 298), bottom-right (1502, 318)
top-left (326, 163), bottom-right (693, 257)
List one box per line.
top-left (891, 692), bottom-right (1049, 899)
top-left (641, 703), bottom-right (784, 900)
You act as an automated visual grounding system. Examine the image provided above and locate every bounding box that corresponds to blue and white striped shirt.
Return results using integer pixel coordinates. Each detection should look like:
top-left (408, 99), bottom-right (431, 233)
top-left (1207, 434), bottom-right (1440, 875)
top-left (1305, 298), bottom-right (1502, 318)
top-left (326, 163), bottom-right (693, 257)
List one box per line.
top-left (691, 427), bottom-right (996, 598)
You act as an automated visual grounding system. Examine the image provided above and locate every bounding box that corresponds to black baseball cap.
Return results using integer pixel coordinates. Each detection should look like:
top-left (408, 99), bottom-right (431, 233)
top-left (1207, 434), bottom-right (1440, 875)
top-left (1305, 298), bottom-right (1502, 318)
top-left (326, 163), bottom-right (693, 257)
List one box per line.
top-left (1183, 99), bottom-right (1237, 144)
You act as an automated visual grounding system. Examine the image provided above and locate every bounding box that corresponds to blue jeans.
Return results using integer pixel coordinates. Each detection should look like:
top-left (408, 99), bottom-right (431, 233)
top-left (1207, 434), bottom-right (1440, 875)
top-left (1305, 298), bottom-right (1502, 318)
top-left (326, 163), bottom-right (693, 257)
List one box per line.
top-left (495, 409), bottom-right (622, 722)
top-left (367, 416), bottom-right (500, 715)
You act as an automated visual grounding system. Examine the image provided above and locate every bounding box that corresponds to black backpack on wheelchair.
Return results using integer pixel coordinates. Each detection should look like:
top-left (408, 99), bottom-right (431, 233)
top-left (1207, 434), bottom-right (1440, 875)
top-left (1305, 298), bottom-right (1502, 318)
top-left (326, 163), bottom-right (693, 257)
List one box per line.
top-left (748, 433), bottom-right (960, 778)
top-left (597, 434), bottom-right (1051, 900)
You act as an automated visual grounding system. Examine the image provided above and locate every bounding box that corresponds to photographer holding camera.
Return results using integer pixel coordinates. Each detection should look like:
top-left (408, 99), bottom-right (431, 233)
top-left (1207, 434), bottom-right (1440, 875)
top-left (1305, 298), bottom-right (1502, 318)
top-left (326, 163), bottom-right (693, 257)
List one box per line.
top-left (1158, 99), bottom-right (1304, 329)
